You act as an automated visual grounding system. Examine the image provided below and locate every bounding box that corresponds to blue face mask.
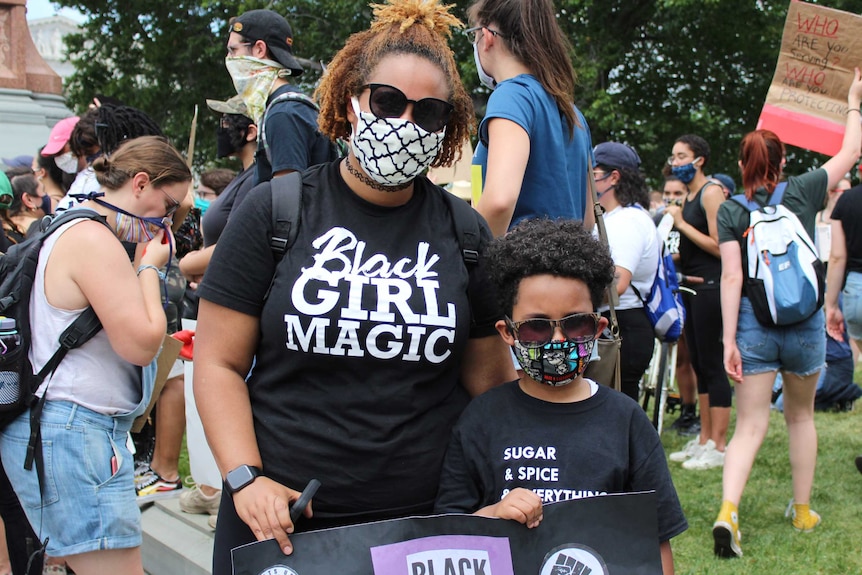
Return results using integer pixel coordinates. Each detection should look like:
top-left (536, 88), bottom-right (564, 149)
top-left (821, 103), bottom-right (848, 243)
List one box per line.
top-left (40, 194), bottom-right (53, 216)
top-left (671, 159), bottom-right (699, 184)
top-left (194, 196), bottom-right (211, 217)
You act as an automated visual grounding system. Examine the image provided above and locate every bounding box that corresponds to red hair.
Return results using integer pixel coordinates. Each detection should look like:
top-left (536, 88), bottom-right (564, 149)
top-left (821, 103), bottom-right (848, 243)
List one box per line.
top-left (738, 130), bottom-right (784, 200)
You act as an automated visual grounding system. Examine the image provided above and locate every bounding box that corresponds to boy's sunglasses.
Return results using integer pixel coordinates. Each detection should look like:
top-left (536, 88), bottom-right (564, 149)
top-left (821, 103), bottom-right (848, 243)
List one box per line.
top-left (361, 83), bottom-right (454, 133)
top-left (506, 313), bottom-right (600, 348)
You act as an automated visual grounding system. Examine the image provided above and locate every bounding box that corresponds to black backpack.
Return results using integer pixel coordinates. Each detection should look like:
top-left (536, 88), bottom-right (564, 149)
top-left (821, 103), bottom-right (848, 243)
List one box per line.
top-left (267, 171), bottom-right (480, 272)
top-left (0, 209), bottom-right (105, 472)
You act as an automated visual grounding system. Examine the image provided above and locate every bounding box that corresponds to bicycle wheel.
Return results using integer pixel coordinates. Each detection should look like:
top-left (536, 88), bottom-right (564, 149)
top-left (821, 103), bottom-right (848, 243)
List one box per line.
top-left (651, 342), bottom-right (669, 431)
top-left (641, 339), bottom-right (662, 417)
top-left (654, 342), bottom-right (678, 435)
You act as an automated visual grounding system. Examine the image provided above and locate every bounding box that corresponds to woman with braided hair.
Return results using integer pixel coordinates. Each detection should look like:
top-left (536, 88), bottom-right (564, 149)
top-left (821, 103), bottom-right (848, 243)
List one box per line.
top-left (194, 0), bottom-right (513, 570)
top-left (62, 104), bottom-right (165, 210)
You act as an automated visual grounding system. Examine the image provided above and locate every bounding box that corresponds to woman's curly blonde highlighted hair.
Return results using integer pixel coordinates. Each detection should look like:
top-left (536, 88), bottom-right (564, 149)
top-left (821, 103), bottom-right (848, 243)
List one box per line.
top-left (315, 0), bottom-right (474, 168)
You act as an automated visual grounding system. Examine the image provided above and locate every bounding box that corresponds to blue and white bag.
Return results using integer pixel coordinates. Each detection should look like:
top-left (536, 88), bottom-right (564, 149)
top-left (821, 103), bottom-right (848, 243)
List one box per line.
top-left (633, 214), bottom-right (686, 342)
top-left (731, 183), bottom-right (825, 327)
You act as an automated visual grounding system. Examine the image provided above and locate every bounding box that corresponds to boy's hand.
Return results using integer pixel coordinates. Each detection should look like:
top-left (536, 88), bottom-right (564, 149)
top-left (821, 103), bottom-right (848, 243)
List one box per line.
top-left (485, 488), bottom-right (543, 528)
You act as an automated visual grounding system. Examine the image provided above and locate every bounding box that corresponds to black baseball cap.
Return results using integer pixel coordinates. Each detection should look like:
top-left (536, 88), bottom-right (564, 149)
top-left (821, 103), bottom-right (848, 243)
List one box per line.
top-left (230, 9), bottom-right (303, 76)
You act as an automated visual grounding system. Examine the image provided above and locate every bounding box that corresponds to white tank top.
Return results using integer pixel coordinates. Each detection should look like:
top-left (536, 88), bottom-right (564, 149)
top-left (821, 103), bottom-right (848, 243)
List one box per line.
top-left (31, 218), bottom-right (140, 414)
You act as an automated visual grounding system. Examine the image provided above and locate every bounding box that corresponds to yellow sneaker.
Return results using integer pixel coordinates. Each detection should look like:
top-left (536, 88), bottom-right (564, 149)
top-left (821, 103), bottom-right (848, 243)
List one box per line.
top-left (785, 500), bottom-right (821, 533)
top-left (713, 500), bottom-right (742, 558)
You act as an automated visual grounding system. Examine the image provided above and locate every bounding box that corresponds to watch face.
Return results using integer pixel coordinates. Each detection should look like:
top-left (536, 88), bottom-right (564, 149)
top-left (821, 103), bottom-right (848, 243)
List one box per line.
top-left (227, 465), bottom-right (259, 493)
top-left (258, 566), bottom-right (299, 575)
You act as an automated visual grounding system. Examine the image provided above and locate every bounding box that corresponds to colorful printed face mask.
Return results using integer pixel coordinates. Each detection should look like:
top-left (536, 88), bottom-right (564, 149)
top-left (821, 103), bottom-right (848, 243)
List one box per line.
top-left (349, 97), bottom-right (445, 188)
top-left (511, 338), bottom-right (595, 387)
top-left (225, 56), bottom-right (293, 124)
top-left (92, 197), bottom-right (169, 243)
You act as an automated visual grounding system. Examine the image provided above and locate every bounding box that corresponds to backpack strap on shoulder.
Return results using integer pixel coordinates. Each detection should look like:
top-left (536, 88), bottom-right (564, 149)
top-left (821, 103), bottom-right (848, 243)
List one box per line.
top-left (269, 172), bottom-right (304, 259)
top-left (732, 182), bottom-right (788, 211)
top-left (731, 193), bottom-right (760, 211)
top-left (768, 182), bottom-right (788, 206)
top-left (24, 307), bottom-right (102, 473)
top-left (260, 91), bottom-right (321, 165)
top-left (442, 191), bottom-right (480, 266)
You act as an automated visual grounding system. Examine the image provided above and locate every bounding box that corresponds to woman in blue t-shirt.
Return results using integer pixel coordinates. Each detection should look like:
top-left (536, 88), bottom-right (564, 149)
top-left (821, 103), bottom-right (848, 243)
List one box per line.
top-left (467, 0), bottom-right (593, 237)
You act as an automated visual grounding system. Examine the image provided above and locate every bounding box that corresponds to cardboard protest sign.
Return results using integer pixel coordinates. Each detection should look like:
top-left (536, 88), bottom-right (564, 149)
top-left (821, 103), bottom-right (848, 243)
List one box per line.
top-left (231, 491), bottom-right (662, 575)
top-left (758, 1), bottom-right (862, 155)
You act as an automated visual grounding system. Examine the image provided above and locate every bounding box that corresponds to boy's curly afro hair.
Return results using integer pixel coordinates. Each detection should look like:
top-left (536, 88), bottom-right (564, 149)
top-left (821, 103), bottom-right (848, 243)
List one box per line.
top-left (487, 218), bottom-right (615, 315)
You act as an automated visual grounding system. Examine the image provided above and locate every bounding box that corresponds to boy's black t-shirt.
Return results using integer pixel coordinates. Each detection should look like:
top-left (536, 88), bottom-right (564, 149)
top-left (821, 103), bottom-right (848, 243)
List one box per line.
top-left (434, 381), bottom-right (688, 542)
top-left (198, 161), bottom-right (499, 520)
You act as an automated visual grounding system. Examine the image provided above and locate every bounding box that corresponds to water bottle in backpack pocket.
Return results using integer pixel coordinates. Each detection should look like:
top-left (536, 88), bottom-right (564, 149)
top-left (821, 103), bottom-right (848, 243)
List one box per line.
top-left (0, 317), bottom-right (29, 425)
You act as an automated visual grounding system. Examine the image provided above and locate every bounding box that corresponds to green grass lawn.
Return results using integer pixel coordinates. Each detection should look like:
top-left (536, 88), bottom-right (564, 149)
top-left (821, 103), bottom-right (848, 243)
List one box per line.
top-left (663, 366), bottom-right (862, 574)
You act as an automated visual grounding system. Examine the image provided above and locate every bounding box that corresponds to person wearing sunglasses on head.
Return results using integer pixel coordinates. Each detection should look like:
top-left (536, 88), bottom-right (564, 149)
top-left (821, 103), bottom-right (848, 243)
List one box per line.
top-left (225, 9), bottom-right (338, 185)
top-left (195, 1), bottom-right (515, 570)
top-left (0, 136), bottom-right (190, 575)
top-left (467, 0), bottom-right (594, 238)
top-left (434, 218), bottom-right (687, 575)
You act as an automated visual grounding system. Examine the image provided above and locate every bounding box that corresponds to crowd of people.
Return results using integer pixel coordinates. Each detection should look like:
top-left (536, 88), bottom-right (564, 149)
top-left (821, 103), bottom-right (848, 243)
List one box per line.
top-left (1, 0), bottom-right (861, 573)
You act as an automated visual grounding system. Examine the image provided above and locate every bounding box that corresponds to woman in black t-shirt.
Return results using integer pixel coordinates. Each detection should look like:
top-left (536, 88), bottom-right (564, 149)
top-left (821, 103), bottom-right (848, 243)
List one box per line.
top-left (664, 134), bottom-right (730, 471)
top-left (194, 2), bottom-right (514, 572)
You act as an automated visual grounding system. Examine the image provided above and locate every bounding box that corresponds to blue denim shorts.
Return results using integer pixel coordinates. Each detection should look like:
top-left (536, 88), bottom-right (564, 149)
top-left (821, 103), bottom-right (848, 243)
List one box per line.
top-left (736, 297), bottom-right (825, 376)
top-left (0, 401), bottom-right (141, 556)
top-left (843, 271), bottom-right (862, 341)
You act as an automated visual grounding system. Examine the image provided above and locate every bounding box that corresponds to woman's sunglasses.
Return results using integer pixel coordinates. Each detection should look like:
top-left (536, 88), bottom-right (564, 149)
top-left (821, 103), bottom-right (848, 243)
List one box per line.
top-left (506, 313), bottom-right (600, 348)
top-left (361, 83), bottom-right (454, 133)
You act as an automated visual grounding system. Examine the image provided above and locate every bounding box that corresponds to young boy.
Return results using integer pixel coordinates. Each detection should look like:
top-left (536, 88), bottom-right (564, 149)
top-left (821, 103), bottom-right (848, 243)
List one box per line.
top-left (434, 218), bottom-right (687, 574)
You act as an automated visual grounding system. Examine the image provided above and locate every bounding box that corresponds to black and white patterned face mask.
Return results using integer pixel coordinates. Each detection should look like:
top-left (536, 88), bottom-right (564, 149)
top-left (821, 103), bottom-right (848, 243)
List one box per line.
top-left (349, 97), bottom-right (445, 188)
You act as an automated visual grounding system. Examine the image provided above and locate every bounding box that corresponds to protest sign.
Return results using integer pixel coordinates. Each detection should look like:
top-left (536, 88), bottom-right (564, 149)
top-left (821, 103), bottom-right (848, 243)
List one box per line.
top-left (758, 1), bottom-right (862, 155)
top-left (231, 491), bottom-right (662, 575)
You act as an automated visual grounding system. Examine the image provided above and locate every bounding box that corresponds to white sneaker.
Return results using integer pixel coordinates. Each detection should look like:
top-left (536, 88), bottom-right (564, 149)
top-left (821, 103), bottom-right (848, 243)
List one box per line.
top-left (669, 438), bottom-right (715, 462)
top-left (683, 445), bottom-right (726, 470)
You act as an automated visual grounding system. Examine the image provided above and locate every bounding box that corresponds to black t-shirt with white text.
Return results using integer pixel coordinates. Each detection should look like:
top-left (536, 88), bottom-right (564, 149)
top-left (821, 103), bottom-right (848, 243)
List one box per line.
top-left (434, 381), bottom-right (688, 542)
top-left (199, 161), bottom-right (499, 521)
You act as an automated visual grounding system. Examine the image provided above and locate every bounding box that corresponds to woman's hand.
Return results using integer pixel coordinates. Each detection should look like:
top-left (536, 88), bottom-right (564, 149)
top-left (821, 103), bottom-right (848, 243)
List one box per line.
top-left (723, 341), bottom-right (743, 384)
top-left (140, 227), bottom-right (174, 269)
top-left (232, 477), bottom-right (313, 555)
top-left (848, 66), bottom-right (862, 107)
top-left (485, 488), bottom-right (543, 528)
top-left (826, 305), bottom-right (846, 342)
top-left (664, 204), bottom-right (684, 228)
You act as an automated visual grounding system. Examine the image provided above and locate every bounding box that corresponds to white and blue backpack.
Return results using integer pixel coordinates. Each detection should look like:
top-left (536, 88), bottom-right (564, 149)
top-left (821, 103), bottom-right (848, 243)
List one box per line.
top-left (731, 183), bottom-right (825, 327)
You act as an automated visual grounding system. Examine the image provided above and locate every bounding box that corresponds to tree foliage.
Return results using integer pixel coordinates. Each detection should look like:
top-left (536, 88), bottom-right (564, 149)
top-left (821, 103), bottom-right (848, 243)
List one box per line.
top-left (54, 0), bottom-right (862, 182)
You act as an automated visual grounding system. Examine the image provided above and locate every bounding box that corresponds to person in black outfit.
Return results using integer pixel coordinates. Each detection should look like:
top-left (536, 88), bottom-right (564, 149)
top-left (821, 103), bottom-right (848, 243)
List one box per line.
top-left (195, 2), bottom-right (514, 572)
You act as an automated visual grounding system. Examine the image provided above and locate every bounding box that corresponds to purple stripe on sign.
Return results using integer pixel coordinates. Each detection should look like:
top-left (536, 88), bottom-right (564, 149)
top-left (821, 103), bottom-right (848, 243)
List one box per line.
top-left (370, 535), bottom-right (514, 575)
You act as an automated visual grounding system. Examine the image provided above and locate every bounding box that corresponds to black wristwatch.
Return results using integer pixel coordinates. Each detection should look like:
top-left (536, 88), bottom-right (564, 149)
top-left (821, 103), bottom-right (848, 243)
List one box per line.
top-left (225, 465), bottom-right (262, 495)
